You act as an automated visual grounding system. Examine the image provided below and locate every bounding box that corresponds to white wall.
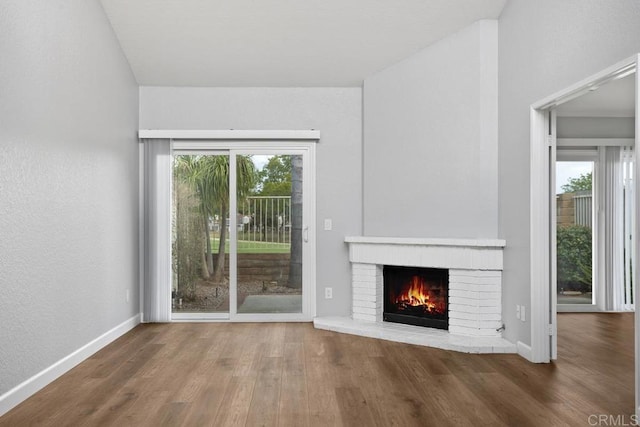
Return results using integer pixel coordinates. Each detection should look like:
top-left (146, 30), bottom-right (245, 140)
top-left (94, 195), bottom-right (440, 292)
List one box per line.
top-left (498, 0), bottom-right (640, 345)
top-left (139, 87), bottom-right (363, 317)
top-left (363, 20), bottom-right (499, 239)
top-left (0, 0), bottom-right (139, 399)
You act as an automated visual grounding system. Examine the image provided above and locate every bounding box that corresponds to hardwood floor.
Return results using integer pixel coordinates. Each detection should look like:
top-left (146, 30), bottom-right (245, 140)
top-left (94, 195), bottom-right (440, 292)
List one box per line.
top-left (1, 313), bottom-right (634, 426)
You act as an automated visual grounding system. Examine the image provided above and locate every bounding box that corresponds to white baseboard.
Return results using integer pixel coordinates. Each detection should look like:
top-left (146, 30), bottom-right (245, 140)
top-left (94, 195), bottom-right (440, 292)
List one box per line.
top-left (0, 313), bottom-right (141, 417)
top-left (516, 340), bottom-right (534, 362)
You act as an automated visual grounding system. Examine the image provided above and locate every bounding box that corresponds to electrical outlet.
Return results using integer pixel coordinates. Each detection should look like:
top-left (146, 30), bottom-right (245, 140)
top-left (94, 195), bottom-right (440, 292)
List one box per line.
top-left (325, 287), bottom-right (333, 299)
top-left (521, 306), bottom-right (526, 322)
top-left (324, 218), bottom-right (332, 231)
top-left (516, 305), bottom-right (521, 320)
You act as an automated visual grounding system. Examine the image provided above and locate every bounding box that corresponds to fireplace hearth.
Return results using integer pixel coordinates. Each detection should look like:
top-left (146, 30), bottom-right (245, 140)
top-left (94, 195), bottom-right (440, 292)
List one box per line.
top-left (383, 266), bottom-right (448, 330)
top-left (314, 237), bottom-right (514, 354)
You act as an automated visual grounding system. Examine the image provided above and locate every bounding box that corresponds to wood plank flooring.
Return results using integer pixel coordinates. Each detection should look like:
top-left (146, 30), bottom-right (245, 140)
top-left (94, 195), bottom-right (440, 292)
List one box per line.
top-left (0, 313), bottom-right (634, 426)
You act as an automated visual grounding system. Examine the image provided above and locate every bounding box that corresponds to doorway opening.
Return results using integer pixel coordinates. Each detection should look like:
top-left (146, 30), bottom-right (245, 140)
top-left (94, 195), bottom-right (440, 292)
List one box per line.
top-left (531, 57), bottom-right (638, 362)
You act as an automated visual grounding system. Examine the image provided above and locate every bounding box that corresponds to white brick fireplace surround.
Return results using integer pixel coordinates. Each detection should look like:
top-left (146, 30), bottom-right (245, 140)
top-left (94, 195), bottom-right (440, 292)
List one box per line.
top-left (313, 236), bottom-right (516, 354)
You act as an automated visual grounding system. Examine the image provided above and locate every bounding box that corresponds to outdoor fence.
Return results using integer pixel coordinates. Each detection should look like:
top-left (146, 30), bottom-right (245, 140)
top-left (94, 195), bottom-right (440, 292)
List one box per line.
top-left (239, 196), bottom-right (291, 244)
top-left (574, 193), bottom-right (592, 228)
top-left (556, 192), bottom-right (592, 229)
top-left (209, 196), bottom-right (292, 251)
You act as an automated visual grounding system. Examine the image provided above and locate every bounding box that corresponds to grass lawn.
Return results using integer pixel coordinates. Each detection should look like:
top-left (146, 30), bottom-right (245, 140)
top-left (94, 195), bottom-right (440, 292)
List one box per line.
top-left (211, 238), bottom-right (290, 254)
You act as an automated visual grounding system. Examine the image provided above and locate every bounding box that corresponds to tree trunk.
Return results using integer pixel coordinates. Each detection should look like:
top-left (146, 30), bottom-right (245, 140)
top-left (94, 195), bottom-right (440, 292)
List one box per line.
top-left (213, 207), bottom-right (227, 283)
top-left (201, 251), bottom-right (210, 279)
top-left (203, 213), bottom-right (213, 277)
top-left (288, 155), bottom-right (303, 289)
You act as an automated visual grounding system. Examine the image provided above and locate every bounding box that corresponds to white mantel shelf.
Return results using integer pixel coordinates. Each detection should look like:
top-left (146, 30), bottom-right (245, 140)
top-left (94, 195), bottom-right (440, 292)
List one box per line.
top-left (344, 236), bottom-right (506, 248)
top-left (345, 236), bottom-right (506, 271)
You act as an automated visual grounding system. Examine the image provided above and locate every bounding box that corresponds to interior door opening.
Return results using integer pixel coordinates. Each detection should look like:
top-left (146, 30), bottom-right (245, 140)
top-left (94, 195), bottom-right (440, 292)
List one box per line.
top-left (530, 56), bottom-right (638, 414)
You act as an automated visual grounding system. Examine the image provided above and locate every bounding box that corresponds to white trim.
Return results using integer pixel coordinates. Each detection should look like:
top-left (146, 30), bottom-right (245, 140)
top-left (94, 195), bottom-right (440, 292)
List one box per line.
top-left (305, 144), bottom-right (317, 319)
top-left (635, 54), bottom-right (640, 418)
top-left (173, 140), bottom-right (315, 151)
top-left (549, 110), bottom-right (558, 360)
top-left (556, 304), bottom-right (601, 313)
top-left (172, 312), bottom-right (230, 321)
top-left (229, 152), bottom-right (238, 319)
top-left (532, 56), bottom-right (637, 110)
top-left (557, 138), bottom-right (635, 147)
top-left (345, 236), bottom-right (505, 248)
top-left (139, 129), bottom-right (320, 141)
top-left (170, 316), bottom-right (311, 323)
top-left (0, 314), bottom-right (141, 417)
top-left (233, 313), bottom-right (311, 322)
top-left (516, 341), bottom-right (534, 362)
top-left (530, 107), bottom-right (552, 363)
top-left (139, 142), bottom-right (145, 316)
top-left (596, 147), bottom-right (605, 311)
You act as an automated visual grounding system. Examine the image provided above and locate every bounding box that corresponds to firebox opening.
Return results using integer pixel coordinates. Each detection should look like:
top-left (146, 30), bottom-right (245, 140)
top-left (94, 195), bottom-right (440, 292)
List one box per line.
top-left (383, 266), bottom-right (448, 330)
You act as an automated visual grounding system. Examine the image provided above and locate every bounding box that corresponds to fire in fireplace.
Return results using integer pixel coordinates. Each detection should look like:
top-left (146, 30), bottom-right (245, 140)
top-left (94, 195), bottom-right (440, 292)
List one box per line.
top-left (383, 266), bottom-right (448, 330)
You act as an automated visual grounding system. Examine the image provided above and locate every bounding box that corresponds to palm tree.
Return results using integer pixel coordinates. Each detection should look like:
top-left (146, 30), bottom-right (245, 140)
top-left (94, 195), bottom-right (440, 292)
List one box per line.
top-left (175, 154), bottom-right (256, 282)
top-left (199, 155), bottom-right (230, 282)
top-left (175, 156), bottom-right (211, 278)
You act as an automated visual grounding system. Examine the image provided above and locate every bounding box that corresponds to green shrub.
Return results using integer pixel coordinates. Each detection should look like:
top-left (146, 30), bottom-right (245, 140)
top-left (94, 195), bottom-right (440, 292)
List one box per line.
top-left (557, 225), bottom-right (592, 292)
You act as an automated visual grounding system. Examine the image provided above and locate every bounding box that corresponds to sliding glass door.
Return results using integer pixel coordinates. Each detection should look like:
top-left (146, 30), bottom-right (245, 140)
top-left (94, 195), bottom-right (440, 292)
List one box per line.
top-left (172, 152), bottom-right (231, 316)
top-left (171, 143), bottom-right (315, 321)
top-left (233, 153), bottom-right (304, 315)
top-left (555, 156), bottom-right (596, 306)
top-left (555, 147), bottom-right (636, 311)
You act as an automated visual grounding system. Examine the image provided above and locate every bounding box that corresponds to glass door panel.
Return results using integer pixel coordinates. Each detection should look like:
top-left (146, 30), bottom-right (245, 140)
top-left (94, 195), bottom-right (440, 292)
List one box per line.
top-left (235, 154), bottom-right (303, 314)
top-left (556, 160), bottom-right (595, 305)
top-left (172, 153), bottom-right (230, 315)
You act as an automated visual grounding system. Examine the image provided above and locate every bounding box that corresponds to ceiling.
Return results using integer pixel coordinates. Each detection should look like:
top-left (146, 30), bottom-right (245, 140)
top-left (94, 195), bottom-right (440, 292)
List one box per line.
top-left (99, 0), bottom-right (506, 87)
top-left (556, 74), bottom-right (636, 117)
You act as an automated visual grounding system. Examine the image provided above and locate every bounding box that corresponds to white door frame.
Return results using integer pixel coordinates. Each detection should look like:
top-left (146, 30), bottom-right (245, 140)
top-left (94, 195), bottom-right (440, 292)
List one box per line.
top-left (140, 130), bottom-right (319, 322)
top-left (229, 147), bottom-right (316, 322)
top-left (529, 55), bottom-right (639, 412)
top-left (555, 148), bottom-right (600, 313)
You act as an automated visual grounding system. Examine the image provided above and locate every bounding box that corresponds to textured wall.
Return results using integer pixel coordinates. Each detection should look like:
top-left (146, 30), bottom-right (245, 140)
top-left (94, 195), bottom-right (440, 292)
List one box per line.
top-left (498, 0), bottom-right (640, 345)
top-left (363, 20), bottom-right (499, 239)
top-left (140, 87), bottom-right (363, 317)
top-left (0, 0), bottom-right (139, 395)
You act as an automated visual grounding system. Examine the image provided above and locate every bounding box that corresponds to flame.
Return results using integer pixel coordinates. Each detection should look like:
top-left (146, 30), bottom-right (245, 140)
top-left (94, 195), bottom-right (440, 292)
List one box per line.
top-left (394, 275), bottom-right (445, 314)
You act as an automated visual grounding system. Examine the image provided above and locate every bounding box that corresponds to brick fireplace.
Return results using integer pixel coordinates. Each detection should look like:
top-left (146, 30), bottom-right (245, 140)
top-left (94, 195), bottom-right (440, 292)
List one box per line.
top-left (314, 236), bottom-right (516, 354)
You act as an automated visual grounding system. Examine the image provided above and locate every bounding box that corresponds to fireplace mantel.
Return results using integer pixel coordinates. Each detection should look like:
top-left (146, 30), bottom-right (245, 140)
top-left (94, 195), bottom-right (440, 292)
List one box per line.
top-left (313, 235), bottom-right (515, 354)
top-left (345, 236), bottom-right (506, 270)
top-left (344, 236), bottom-right (506, 247)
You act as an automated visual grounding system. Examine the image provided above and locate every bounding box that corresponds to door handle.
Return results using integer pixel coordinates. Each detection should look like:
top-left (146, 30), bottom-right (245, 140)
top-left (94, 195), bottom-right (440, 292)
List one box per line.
top-left (303, 225), bottom-right (309, 242)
